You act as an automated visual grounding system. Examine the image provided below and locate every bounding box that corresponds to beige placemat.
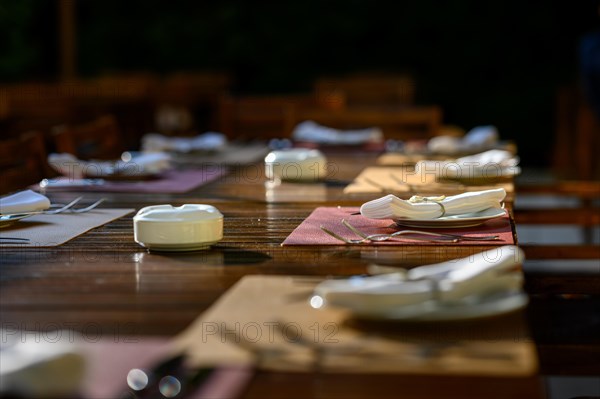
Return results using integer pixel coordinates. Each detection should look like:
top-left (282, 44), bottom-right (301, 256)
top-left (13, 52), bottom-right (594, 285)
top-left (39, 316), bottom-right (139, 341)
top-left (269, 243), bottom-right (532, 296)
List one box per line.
top-left (377, 153), bottom-right (449, 166)
top-left (0, 209), bottom-right (134, 247)
top-left (344, 166), bottom-right (447, 194)
top-left (344, 166), bottom-right (514, 195)
top-left (175, 275), bottom-right (537, 376)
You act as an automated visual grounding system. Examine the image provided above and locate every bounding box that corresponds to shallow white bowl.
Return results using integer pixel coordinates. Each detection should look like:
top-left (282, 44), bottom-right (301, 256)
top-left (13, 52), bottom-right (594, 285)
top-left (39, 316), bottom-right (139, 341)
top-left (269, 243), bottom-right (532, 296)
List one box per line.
top-left (264, 149), bottom-right (327, 182)
top-left (133, 204), bottom-right (223, 251)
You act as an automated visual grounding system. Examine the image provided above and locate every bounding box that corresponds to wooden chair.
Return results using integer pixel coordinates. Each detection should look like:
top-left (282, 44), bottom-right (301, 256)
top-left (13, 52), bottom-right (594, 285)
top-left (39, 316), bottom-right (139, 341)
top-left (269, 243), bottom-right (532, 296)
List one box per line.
top-left (66, 73), bottom-right (160, 148)
top-left (514, 85), bottom-right (600, 260)
top-left (52, 115), bottom-right (124, 160)
top-left (514, 181), bottom-right (599, 259)
top-left (314, 73), bottom-right (415, 107)
top-left (297, 105), bottom-right (443, 141)
top-left (312, 73), bottom-right (440, 140)
top-left (217, 94), bottom-right (315, 140)
top-left (159, 71), bottom-right (232, 106)
top-left (553, 85), bottom-right (600, 180)
top-left (156, 71), bottom-right (232, 134)
top-left (0, 131), bottom-right (53, 194)
top-left (1, 82), bottom-right (74, 134)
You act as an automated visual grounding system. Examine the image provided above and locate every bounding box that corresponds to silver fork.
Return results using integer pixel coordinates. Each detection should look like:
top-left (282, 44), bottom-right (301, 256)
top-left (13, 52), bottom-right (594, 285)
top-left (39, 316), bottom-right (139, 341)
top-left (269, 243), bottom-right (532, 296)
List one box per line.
top-left (68, 198), bottom-right (106, 213)
top-left (342, 219), bottom-right (499, 242)
top-left (0, 197), bottom-right (106, 218)
top-left (320, 225), bottom-right (456, 244)
top-left (44, 197), bottom-right (83, 214)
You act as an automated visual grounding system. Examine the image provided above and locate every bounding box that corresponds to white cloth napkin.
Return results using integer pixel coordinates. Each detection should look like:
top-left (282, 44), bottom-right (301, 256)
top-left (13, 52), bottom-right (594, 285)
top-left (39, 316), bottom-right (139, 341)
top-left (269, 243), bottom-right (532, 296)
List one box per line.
top-left (415, 149), bottom-right (520, 179)
top-left (0, 190), bottom-right (51, 215)
top-left (360, 188), bottom-right (506, 220)
top-left (292, 120), bottom-right (383, 145)
top-left (48, 152), bottom-right (171, 178)
top-left (0, 330), bottom-right (85, 398)
top-left (314, 245), bottom-right (525, 315)
top-left (141, 132), bottom-right (227, 153)
top-left (427, 125), bottom-right (499, 155)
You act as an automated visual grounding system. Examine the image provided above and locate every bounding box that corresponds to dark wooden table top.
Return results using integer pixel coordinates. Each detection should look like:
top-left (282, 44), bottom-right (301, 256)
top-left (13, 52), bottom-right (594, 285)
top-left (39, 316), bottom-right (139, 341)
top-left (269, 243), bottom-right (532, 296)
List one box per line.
top-left (1, 152), bottom-right (598, 399)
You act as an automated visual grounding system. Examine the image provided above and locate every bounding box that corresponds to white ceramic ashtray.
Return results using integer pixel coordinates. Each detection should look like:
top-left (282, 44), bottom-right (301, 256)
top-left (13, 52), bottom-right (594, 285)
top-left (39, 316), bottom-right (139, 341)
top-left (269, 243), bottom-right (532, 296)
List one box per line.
top-left (133, 204), bottom-right (223, 251)
top-left (264, 149), bottom-right (327, 182)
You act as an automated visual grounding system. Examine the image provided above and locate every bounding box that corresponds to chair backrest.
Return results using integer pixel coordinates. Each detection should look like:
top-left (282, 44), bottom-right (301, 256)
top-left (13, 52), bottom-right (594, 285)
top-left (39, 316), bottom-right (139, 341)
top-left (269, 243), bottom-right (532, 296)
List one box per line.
top-left (296, 105), bottom-right (443, 141)
top-left (53, 115), bottom-right (124, 160)
top-left (0, 131), bottom-right (51, 194)
top-left (160, 71), bottom-right (232, 105)
top-left (156, 71), bottom-right (233, 133)
top-left (314, 73), bottom-right (415, 107)
top-left (217, 94), bottom-right (315, 139)
top-left (1, 83), bottom-right (73, 133)
top-left (553, 85), bottom-right (600, 180)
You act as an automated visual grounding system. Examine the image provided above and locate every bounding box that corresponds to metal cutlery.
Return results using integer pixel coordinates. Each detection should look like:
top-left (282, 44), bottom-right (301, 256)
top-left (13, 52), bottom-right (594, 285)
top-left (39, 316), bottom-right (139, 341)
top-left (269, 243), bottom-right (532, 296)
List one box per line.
top-left (320, 225), bottom-right (456, 244)
top-left (319, 218), bottom-right (500, 244)
top-left (343, 219), bottom-right (499, 242)
top-left (44, 197), bottom-right (84, 214)
top-left (67, 198), bottom-right (107, 213)
top-left (0, 237), bottom-right (30, 244)
top-left (0, 197), bottom-right (107, 219)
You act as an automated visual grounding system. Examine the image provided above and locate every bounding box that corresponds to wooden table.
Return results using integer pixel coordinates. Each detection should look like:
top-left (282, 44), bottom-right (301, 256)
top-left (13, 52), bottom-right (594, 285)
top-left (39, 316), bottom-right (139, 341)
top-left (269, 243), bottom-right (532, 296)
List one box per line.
top-left (1, 152), bottom-right (598, 398)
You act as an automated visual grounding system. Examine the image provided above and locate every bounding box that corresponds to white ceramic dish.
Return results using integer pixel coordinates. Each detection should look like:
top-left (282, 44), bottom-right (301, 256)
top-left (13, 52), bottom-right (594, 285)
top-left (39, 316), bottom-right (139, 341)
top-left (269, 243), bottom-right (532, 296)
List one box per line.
top-left (48, 153), bottom-right (170, 180)
top-left (264, 149), bottom-right (327, 182)
top-left (133, 204), bottom-right (223, 251)
top-left (342, 291), bottom-right (528, 322)
top-left (0, 214), bottom-right (35, 228)
top-left (394, 207), bottom-right (506, 229)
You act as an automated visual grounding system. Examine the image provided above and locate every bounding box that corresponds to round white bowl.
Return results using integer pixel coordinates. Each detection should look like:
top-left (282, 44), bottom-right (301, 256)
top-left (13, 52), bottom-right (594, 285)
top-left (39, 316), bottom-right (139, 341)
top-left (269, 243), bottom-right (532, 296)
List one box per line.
top-left (133, 204), bottom-right (223, 251)
top-left (264, 149), bottom-right (327, 182)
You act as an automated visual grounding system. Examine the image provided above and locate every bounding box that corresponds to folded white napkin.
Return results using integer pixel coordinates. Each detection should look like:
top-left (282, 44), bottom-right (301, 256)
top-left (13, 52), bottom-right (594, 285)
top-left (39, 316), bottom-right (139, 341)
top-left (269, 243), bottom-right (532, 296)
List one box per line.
top-left (360, 188), bottom-right (506, 220)
top-left (427, 125), bottom-right (499, 155)
top-left (415, 149), bottom-right (520, 179)
top-left (314, 245), bottom-right (525, 316)
top-left (48, 152), bottom-right (171, 178)
top-left (141, 132), bottom-right (227, 153)
top-left (0, 330), bottom-right (86, 398)
top-left (292, 120), bottom-right (383, 145)
top-left (0, 190), bottom-right (51, 215)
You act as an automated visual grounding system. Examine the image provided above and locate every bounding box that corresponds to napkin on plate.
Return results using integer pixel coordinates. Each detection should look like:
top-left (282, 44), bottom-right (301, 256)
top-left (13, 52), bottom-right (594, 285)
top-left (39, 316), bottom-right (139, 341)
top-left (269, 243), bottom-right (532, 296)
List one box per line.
top-left (292, 120), bottom-right (383, 145)
top-left (427, 125), bottom-right (499, 155)
top-left (141, 132), bottom-right (227, 153)
top-left (48, 152), bottom-right (171, 178)
top-left (0, 190), bottom-right (51, 215)
top-left (314, 245), bottom-right (525, 315)
top-left (360, 188), bottom-right (506, 220)
top-left (415, 149), bottom-right (520, 179)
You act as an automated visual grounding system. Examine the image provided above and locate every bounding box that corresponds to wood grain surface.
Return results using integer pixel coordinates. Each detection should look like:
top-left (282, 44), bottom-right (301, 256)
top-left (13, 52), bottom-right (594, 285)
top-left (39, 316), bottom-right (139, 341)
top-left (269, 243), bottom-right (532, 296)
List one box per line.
top-left (1, 152), bottom-right (596, 398)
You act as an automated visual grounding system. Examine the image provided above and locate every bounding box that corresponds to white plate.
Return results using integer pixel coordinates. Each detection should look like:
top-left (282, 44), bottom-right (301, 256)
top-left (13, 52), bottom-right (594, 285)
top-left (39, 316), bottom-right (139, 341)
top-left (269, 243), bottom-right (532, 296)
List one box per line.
top-left (344, 291), bottom-right (528, 322)
top-left (0, 213), bottom-right (35, 228)
top-left (394, 207), bottom-right (506, 229)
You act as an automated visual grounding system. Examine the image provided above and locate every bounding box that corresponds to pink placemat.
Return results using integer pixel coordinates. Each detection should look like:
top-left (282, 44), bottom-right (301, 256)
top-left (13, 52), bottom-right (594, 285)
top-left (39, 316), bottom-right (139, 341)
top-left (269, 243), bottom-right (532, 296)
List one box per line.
top-left (39, 168), bottom-right (227, 194)
top-left (282, 207), bottom-right (515, 246)
top-left (80, 338), bottom-right (253, 399)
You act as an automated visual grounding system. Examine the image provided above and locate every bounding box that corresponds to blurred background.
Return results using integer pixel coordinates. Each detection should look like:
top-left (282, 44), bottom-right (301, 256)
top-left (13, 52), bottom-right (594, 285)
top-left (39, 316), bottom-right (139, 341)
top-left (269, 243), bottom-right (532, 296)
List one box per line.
top-left (0, 0), bottom-right (598, 172)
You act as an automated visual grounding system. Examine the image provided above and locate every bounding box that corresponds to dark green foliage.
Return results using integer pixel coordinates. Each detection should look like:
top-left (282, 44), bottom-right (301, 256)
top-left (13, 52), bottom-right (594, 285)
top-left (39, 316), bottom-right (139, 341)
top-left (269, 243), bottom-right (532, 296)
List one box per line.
top-left (1, 0), bottom-right (598, 165)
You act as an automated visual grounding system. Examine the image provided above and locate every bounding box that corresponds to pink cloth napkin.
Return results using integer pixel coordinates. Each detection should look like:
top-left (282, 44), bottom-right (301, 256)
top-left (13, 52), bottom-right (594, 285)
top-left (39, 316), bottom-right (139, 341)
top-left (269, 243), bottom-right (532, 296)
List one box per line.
top-left (39, 168), bottom-right (227, 194)
top-left (282, 206), bottom-right (514, 246)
